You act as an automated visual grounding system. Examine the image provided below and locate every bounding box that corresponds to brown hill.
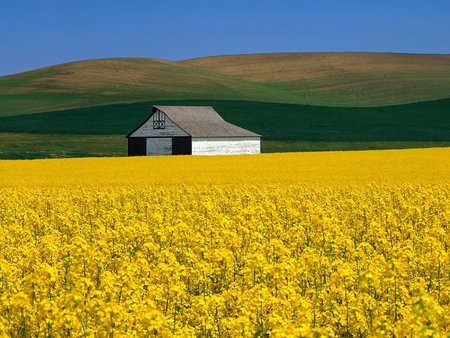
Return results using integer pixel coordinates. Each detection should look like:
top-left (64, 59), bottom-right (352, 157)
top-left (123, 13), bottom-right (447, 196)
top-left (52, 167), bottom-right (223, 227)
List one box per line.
top-left (182, 52), bottom-right (450, 106)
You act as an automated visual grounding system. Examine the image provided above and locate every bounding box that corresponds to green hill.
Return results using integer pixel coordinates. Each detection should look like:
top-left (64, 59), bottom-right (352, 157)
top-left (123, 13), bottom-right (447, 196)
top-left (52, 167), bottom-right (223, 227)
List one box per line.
top-left (1, 53), bottom-right (450, 117)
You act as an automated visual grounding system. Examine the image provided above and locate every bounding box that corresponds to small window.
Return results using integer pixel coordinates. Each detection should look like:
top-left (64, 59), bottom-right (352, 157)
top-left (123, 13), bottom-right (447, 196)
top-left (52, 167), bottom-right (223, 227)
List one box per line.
top-left (153, 110), bottom-right (165, 129)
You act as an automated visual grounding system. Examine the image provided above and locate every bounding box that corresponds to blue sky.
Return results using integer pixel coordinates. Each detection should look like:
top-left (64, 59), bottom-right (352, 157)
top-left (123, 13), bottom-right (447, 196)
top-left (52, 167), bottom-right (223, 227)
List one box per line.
top-left (1, 0), bottom-right (449, 75)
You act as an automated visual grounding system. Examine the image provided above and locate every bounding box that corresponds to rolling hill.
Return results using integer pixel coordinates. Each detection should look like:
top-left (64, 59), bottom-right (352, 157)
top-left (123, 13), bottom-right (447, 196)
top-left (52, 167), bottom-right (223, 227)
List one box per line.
top-left (0, 58), bottom-right (299, 117)
top-left (182, 52), bottom-right (450, 106)
top-left (1, 53), bottom-right (450, 116)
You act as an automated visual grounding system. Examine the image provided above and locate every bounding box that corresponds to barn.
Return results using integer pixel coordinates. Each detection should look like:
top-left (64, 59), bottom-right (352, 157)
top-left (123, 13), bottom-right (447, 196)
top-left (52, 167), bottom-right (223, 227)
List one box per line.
top-left (126, 106), bottom-right (261, 156)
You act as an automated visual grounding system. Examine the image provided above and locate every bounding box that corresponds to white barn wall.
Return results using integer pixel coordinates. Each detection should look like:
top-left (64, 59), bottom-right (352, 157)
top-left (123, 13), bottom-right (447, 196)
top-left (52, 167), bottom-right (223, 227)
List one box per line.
top-left (192, 137), bottom-right (260, 156)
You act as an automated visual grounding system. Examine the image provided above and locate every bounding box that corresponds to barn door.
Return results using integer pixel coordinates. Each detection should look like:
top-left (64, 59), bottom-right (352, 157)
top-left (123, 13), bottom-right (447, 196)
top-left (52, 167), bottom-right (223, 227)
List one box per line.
top-left (172, 137), bottom-right (192, 155)
top-left (146, 138), bottom-right (172, 155)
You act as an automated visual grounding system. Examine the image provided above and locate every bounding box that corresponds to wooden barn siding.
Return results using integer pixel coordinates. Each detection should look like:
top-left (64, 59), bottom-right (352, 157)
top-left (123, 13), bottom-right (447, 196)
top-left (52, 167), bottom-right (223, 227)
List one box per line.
top-left (129, 111), bottom-right (188, 138)
top-left (191, 137), bottom-right (260, 155)
top-left (146, 138), bottom-right (172, 155)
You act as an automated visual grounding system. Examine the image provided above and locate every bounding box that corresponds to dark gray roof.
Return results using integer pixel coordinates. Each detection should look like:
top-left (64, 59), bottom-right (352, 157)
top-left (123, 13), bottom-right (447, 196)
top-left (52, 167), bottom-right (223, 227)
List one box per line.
top-left (153, 106), bottom-right (260, 137)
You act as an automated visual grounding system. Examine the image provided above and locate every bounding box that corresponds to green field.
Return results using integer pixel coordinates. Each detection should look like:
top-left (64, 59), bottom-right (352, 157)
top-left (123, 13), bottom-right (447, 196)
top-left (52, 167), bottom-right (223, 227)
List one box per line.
top-left (0, 98), bottom-right (448, 159)
top-left (0, 133), bottom-right (126, 159)
top-left (1, 99), bottom-right (449, 140)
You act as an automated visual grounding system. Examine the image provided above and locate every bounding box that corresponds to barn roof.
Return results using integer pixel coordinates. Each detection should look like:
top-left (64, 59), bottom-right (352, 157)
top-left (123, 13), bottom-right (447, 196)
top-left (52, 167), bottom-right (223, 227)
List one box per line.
top-left (129, 106), bottom-right (260, 138)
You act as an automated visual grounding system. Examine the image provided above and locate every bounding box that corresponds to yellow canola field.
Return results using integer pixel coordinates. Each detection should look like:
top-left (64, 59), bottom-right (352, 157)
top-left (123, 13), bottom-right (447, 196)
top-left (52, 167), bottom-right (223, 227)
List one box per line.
top-left (0, 147), bottom-right (449, 186)
top-left (0, 148), bottom-right (449, 337)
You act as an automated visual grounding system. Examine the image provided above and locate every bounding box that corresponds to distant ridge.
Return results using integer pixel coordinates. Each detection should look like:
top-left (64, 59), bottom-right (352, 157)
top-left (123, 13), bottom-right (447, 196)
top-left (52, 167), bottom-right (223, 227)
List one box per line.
top-left (1, 52), bottom-right (450, 116)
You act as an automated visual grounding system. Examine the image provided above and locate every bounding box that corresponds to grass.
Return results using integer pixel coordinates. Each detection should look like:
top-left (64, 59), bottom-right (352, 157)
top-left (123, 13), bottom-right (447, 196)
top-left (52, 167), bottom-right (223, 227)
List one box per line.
top-left (1, 53), bottom-right (450, 116)
top-left (0, 133), bottom-right (126, 159)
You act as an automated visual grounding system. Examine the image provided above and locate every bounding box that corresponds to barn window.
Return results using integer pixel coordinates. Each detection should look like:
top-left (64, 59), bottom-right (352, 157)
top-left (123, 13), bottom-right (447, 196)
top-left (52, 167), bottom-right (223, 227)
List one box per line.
top-left (153, 110), bottom-right (165, 129)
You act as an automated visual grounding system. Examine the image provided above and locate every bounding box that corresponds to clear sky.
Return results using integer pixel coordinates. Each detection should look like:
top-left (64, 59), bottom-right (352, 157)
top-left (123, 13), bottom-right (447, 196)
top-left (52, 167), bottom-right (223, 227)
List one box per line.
top-left (1, 0), bottom-right (449, 75)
